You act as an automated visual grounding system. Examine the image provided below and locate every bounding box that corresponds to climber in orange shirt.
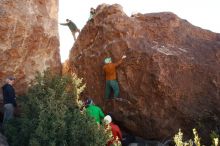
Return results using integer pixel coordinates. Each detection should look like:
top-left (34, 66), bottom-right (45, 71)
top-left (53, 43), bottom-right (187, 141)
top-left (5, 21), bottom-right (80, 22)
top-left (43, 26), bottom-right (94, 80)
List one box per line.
top-left (103, 55), bottom-right (126, 100)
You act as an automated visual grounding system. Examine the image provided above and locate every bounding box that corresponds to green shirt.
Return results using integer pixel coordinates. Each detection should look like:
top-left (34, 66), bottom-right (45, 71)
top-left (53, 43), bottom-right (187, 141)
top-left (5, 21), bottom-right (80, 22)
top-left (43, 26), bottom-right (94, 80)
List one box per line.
top-left (86, 105), bottom-right (105, 124)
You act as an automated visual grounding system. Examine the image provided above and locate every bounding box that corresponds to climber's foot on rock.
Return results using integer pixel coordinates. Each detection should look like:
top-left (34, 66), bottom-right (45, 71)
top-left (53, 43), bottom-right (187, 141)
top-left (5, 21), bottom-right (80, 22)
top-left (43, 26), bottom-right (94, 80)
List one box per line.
top-left (114, 97), bottom-right (131, 104)
top-left (114, 97), bottom-right (123, 101)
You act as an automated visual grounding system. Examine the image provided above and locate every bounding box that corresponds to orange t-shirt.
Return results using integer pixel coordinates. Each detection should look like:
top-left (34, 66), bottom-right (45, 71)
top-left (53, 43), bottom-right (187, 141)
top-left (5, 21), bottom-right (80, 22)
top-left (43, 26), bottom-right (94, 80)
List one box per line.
top-left (103, 60), bottom-right (122, 80)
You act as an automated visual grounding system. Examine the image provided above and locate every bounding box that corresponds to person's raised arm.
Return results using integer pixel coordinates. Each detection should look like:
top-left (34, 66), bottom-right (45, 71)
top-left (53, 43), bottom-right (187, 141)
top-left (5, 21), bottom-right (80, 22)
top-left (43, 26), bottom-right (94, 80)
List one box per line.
top-left (115, 55), bottom-right (126, 67)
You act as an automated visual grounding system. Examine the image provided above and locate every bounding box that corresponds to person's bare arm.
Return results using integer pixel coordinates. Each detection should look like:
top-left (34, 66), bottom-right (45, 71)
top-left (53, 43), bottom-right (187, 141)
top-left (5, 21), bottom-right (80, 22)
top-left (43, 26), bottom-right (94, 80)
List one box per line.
top-left (115, 55), bottom-right (126, 67)
top-left (60, 22), bottom-right (68, 25)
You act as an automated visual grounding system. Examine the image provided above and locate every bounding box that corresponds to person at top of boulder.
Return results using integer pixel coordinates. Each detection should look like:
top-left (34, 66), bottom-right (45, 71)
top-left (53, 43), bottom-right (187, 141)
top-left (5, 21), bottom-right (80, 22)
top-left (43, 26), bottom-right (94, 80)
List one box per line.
top-left (103, 55), bottom-right (126, 101)
top-left (88, 7), bottom-right (96, 21)
top-left (85, 98), bottom-right (105, 125)
top-left (60, 19), bottom-right (80, 41)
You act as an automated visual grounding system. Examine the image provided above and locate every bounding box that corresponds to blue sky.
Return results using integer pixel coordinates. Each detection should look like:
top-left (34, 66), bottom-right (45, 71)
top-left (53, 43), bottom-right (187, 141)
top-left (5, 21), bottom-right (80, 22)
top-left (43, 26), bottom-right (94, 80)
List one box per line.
top-left (59, 0), bottom-right (220, 62)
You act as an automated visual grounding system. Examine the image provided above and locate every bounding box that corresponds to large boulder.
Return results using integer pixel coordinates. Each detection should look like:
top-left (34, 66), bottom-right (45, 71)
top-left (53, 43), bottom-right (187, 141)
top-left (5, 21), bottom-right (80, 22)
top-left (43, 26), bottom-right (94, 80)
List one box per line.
top-left (0, 0), bottom-right (61, 95)
top-left (68, 4), bottom-right (220, 141)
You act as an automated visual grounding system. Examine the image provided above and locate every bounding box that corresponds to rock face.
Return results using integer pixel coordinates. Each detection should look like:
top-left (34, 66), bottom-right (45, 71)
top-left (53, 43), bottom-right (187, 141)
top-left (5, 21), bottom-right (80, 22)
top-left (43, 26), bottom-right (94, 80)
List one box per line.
top-left (0, 0), bottom-right (61, 95)
top-left (68, 4), bottom-right (220, 141)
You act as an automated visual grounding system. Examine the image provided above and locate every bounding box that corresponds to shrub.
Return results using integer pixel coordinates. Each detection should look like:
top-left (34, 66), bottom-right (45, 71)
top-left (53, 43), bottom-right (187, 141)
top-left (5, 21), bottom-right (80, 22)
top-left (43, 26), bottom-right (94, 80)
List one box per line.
top-left (210, 131), bottom-right (219, 146)
top-left (4, 71), bottom-right (109, 146)
top-left (174, 129), bottom-right (219, 146)
top-left (174, 129), bottom-right (193, 146)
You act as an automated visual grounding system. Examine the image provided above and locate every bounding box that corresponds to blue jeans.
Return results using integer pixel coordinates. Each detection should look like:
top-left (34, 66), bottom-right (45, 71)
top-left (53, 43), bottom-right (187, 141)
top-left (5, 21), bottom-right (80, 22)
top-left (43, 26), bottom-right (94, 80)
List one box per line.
top-left (105, 80), bottom-right (119, 99)
top-left (3, 103), bottom-right (14, 123)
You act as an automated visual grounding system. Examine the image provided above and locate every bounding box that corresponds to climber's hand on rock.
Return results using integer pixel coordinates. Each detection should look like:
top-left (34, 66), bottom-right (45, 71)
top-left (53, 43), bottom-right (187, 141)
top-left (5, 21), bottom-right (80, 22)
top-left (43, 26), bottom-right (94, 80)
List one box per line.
top-left (122, 55), bottom-right (127, 59)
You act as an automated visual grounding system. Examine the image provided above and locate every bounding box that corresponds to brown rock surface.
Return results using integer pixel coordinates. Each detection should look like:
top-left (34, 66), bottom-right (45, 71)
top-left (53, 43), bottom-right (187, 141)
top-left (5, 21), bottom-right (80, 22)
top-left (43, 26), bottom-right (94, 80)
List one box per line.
top-left (68, 4), bottom-right (220, 140)
top-left (0, 0), bottom-right (61, 95)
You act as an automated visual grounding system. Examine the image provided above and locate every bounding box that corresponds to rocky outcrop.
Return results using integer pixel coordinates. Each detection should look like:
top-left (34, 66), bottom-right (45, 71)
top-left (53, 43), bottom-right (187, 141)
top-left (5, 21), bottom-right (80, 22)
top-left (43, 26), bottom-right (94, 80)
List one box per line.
top-left (0, 0), bottom-right (61, 95)
top-left (68, 4), bottom-right (220, 141)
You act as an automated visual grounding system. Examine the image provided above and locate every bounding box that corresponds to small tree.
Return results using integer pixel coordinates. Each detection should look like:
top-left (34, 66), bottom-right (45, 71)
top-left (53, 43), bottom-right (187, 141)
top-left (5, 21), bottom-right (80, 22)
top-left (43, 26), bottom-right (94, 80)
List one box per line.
top-left (210, 131), bottom-right (219, 146)
top-left (174, 128), bottom-right (219, 146)
top-left (174, 129), bottom-right (193, 146)
top-left (5, 71), bottom-right (109, 146)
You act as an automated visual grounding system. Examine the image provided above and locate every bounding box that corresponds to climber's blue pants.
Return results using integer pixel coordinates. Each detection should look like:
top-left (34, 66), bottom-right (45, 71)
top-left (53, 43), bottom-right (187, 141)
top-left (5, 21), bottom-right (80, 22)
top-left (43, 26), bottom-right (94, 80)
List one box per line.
top-left (105, 80), bottom-right (119, 99)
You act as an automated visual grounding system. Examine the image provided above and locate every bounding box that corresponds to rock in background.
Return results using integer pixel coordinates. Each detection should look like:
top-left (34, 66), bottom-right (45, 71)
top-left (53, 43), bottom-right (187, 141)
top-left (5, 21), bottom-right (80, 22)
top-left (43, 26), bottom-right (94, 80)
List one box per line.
top-left (0, 0), bottom-right (61, 95)
top-left (67, 4), bottom-right (220, 141)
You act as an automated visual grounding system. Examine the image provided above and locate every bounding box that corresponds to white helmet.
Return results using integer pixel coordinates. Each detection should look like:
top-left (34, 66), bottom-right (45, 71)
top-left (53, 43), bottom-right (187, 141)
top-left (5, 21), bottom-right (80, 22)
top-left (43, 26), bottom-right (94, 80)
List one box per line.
top-left (104, 115), bottom-right (112, 124)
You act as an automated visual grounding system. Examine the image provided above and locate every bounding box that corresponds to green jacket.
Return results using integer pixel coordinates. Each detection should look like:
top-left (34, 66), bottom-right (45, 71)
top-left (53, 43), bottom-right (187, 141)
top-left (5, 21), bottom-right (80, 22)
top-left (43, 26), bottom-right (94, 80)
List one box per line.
top-left (86, 105), bottom-right (105, 124)
top-left (60, 21), bottom-right (78, 31)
